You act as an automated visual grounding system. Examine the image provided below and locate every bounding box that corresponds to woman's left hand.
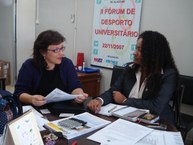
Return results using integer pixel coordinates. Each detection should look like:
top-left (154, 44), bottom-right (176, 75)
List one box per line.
top-left (113, 91), bottom-right (127, 104)
top-left (74, 93), bottom-right (88, 103)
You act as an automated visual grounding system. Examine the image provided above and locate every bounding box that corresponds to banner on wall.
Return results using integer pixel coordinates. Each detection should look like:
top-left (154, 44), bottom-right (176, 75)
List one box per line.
top-left (91, 0), bottom-right (143, 68)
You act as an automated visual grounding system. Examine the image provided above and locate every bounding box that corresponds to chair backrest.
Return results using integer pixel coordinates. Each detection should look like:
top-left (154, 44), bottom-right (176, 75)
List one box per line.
top-left (110, 65), bottom-right (126, 87)
top-left (179, 75), bottom-right (193, 105)
top-left (171, 84), bottom-right (185, 129)
top-left (184, 122), bottom-right (193, 145)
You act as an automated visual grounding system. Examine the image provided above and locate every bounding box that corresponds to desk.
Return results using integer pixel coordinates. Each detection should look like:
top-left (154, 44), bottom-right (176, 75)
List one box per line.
top-left (42, 113), bottom-right (177, 145)
top-left (77, 72), bottom-right (101, 96)
top-left (0, 77), bottom-right (6, 90)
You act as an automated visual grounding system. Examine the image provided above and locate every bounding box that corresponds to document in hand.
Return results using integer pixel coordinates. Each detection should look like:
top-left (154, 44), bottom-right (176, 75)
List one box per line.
top-left (98, 103), bottom-right (127, 116)
top-left (45, 88), bottom-right (83, 103)
top-left (112, 106), bottom-right (149, 122)
top-left (44, 112), bottom-right (111, 139)
top-left (88, 118), bottom-right (153, 145)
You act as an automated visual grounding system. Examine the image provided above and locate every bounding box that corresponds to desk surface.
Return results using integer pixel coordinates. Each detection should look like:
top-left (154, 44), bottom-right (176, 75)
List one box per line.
top-left (42, 112), bottom-right (177, 145)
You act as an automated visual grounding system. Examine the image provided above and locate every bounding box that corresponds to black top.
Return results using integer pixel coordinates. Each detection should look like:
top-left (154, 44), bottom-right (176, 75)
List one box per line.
top-left (36, 66), bottom-right (65, 97)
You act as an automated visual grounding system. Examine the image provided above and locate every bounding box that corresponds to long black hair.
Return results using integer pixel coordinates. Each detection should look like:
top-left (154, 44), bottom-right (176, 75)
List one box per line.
top-left (139, 31), bottom-right (178, 74)
top-left (33, 30), bottom-right (65, 69)
top-left (127, 31), bottom-right (179, 93)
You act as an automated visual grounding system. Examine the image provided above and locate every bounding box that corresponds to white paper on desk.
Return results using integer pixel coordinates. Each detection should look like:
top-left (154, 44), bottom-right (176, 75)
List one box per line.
top-left (135, 130), bottom-right (184, 145)
top-left (45, 88), bottom-right (83, 103)
top-left (23, 105), bottom-right (43, 117)
top-left (88, 118), bottom-right (153, 145)
top-left (98, 103), bottom-right (127, 116)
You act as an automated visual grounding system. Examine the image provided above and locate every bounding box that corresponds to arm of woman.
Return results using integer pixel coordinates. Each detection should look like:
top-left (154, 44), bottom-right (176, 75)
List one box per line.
top-left (123, 69), bottom-right (177, 115)
top-left (100, 72), bottom-right (126, 105)
top-left (72, 88), bottom-right (88, 103)
top-left (19, 93), bottom-right (46, 106)
top-left (14, 59), bottom-right (41, 98)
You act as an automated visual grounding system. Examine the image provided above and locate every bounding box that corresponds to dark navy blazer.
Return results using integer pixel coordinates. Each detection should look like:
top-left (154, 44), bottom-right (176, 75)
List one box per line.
top-left (100, 66), bottom-right (178, 124)
top-left (14, 57), bottom-right (82, 97)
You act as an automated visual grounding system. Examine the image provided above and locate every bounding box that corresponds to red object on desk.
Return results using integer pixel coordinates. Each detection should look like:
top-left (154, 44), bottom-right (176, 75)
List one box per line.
top-left (71, 141), bottom-right (78, 145)
top-left (76, 52), bottom-right (84, 67)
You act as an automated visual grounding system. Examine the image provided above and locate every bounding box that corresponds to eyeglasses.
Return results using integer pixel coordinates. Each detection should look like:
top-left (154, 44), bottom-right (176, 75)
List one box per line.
top-left (48, 47), bottom-right (65, 53)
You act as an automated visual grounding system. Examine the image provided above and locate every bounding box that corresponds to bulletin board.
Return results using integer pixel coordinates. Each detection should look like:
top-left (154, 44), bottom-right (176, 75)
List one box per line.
top-left (91, 0), bottom-right (143, 68)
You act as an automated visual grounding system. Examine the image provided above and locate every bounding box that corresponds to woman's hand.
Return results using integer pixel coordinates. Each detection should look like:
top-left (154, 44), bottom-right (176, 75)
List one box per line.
top-left (113, 91), bottom-right (127, 104)
top-left (72, 88), bottom-right (88, 103)
top-left (31, 95), bottom-right (46, 106)
top-left (19, 93), bottom-right (46, 106)
top-left (87, 99), bottom-right (102, 113)
top-left (74, 93), bottom-right (88, 103)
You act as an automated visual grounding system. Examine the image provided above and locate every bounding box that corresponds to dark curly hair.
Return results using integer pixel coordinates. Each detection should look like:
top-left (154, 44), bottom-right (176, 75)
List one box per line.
top-left (138, 31), bottom-right (177, 74)
top-left (32, 30), bottom-right (66, 69)
top-left (128, 31), bottom-right (179, 94)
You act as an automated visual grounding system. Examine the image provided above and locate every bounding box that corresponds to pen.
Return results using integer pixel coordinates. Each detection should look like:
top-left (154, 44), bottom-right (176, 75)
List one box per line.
top-left (108, 106), bottom-right (117, 113)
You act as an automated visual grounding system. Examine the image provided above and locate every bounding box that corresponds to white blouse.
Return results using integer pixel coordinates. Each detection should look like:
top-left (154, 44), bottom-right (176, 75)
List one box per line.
top-left (128, 69), bottom-right (147, 99)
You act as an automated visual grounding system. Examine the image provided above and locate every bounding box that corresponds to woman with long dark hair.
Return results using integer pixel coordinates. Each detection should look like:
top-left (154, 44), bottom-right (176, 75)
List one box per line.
top-left (87, 30), bottom-right (179, 123)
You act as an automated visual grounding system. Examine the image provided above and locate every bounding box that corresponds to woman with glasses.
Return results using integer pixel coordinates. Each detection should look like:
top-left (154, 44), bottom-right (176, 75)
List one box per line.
top-left (14, 30), bottom-right (88, 107)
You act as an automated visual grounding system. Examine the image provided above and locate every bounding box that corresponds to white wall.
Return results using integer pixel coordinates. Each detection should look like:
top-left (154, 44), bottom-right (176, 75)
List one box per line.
top-left (16, 0), bottom-right (35, 74)
top-left (73, 0), bottom-right (193, 93)
top-left (4, 0), bottom-right (192, 94)
top-left (35, 0), bottom-right (76, 62)
top-left (0, 0), bottom-right (15, 84)
top-left (140, 0), bottom-right (193, 76)
top-left (34, 0), bottom-right (193, 93)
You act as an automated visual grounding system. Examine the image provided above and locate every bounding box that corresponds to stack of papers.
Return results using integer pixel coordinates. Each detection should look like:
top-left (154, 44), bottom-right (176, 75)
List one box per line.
top-left (87, 118), bottom-right (184, 145)
top-left (99, 103), bottom-right (150, 122)
top-left (112, 106), bottom-right (149, 122)
top-left (98, 103), bottom-right (127, 116)
top-left (88, 118), bottom-right (153, 145)
top-left (44, 112), bottom-right (111, 139)
top-left (135, 130), bottom-right (184, 145)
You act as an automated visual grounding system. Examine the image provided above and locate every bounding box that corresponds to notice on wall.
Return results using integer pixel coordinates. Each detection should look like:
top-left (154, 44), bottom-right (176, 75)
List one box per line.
top-left (91, 0), bottom-right (143, 68)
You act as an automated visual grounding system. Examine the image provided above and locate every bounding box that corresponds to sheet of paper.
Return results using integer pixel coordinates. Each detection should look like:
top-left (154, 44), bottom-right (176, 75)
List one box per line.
top-left (35, 115), bottom-right (49, 131)
top-left (98, 103), bottom-right (127, 116)
top-left (40, 109), bottom-right (51, 114)
top-left (23, 105), bottom-right (43, 117)
top-left (135, 130), bottom-right (184, 145)
top-left (88, 118), bottom-right (153, 145)
top-left (45, 88), bottom-right (83, 103)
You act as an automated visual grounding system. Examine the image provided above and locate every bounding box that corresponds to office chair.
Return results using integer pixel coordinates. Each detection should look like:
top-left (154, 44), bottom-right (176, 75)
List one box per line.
top-left (178, 75), bottom-right (193, 141)
top-left (171, 83), bottom-right (185, 130)
top-left (110, 65), bottom-right (126, 87)
top-left (184, 122), bottom-right (193, 145)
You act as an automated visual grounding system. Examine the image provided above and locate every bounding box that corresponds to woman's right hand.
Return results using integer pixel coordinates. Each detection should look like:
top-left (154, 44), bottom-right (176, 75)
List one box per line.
top-left (31, 95), bottom-right (46, 106)
top-left (87, 99), bottom-right (102, 113)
